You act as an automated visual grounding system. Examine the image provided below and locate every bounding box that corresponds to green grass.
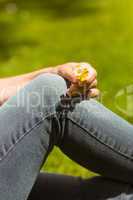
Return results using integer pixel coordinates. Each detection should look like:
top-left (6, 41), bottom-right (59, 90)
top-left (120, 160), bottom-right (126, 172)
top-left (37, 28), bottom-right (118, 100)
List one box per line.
top-left (0, 0), bottom-right (133, 177)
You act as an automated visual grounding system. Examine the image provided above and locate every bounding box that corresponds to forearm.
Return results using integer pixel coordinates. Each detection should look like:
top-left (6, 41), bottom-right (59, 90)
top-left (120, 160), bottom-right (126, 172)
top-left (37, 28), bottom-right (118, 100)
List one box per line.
top-left (20, 66), bottom-right (58, 81)
top-left (0, 62), bottom-right (98, 105)
top-left (0, 66), bottom-right (57, 85)
top-left (0, 66), bottom-right (58, 105)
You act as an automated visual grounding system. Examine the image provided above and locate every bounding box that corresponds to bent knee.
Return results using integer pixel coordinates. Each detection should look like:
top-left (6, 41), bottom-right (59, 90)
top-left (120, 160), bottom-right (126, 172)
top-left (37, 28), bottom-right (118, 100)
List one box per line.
top-left (31, 73), bottom-right (67, 95)
top-left (9, 73), bottom-right (67, 118)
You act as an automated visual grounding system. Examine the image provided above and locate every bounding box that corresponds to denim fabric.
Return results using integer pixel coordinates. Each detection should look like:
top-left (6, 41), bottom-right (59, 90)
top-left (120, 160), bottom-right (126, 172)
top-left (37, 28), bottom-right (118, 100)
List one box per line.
top-left (0, 73), bottom-right (132, 200)
top-left (59, 99), bottom-right (133, 184)
top-left (0, 73), bottom-right (67, 200)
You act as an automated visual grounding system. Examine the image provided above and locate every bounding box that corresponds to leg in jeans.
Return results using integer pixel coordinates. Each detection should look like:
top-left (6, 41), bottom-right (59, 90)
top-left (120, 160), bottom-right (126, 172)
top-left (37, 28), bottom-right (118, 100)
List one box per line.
top-left (28, 172), bottom-right (133, 200)
top-left (0, 72), bottom-right (133, 199)
top-left (0, 73), bottom-right (67, 200)
top-left (28, 91), bottom-right (133, 200)
top-left (58, 99), bottom-right (133, 184)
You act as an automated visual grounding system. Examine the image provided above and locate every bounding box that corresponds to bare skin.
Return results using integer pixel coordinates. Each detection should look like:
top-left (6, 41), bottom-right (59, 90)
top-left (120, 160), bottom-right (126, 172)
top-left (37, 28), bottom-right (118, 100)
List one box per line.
top-left (0, 62), bottom-right (99, 105)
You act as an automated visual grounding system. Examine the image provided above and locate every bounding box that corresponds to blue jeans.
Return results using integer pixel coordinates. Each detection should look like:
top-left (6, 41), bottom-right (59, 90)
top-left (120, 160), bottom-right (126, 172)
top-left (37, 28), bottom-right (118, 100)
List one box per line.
top-left (0, 73), bottom-right (133, 200)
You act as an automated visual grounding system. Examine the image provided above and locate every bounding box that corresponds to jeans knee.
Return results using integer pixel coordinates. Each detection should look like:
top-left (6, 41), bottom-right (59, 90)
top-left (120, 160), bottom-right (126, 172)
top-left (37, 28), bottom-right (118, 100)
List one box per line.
top-left (13, 73), bottom-right (67, 119)
top-left (30, 73), bottom-right (68, 117)
top-left (34, 73), bottom-right (67, 96)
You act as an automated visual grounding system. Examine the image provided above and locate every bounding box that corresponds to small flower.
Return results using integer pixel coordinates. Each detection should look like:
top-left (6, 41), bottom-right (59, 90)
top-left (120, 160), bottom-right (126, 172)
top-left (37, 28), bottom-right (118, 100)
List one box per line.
top-left (75, 63), bottom-right (90, 82)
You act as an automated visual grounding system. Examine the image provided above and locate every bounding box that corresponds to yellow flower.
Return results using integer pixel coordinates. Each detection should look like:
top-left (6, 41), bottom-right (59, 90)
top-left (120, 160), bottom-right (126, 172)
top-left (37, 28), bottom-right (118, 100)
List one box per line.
top-left (75, 64), bottom-right (90, 82)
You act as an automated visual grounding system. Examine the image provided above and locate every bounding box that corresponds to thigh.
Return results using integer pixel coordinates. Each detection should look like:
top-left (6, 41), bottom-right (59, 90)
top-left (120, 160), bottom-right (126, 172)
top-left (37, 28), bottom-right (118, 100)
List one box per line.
top-left (28, 172), bottom-right (133, 200)
top-left (0, 73), bottom-right (67, 200)
top-left (58, 99), bottom-right (133, 184)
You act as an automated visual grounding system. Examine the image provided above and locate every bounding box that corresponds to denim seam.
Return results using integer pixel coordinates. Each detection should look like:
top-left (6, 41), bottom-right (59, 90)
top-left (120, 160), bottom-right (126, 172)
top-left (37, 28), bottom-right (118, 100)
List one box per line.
top-left (67, 116), bottom-right (133, 161)
top-left (0, 112), bottom-right (56, 163)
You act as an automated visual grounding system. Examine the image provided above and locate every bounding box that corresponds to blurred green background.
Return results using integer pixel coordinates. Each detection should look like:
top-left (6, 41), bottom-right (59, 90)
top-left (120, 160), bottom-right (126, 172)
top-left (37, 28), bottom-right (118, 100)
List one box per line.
top-left (0, 0), bottom-right (133, 178)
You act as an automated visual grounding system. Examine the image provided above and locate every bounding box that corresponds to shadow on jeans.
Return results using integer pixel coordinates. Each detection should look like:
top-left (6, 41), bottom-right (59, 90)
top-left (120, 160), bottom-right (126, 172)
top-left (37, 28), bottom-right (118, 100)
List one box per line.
top-left (28, 173), bottom-right (133, 200)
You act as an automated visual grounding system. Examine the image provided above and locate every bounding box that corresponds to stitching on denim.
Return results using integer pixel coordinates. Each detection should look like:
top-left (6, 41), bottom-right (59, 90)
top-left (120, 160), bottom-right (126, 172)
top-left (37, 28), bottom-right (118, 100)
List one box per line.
top-left (67, 116), bottom-right (133, 161)
top-left (0, 112), bottom-right (56, 163)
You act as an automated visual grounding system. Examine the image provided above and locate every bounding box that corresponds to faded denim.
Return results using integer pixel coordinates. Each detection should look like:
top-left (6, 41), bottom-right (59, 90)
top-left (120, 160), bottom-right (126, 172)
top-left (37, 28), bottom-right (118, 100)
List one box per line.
top-left (0, 73), bottom-right (133, 200)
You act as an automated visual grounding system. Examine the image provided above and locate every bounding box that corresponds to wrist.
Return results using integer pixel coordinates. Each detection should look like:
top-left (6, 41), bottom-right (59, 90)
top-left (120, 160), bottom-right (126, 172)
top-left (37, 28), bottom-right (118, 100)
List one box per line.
top-left (48, 66), bottom-right (59, 74)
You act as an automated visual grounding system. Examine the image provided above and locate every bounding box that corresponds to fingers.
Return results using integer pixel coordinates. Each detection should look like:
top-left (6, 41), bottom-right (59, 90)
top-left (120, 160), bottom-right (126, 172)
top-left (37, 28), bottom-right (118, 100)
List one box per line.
top-left (88, 88), bottom-right (100, 98)
top-left (65, 62), bottom-right (99, 99)
top-left (67, 83), bottom-right (100, 99)
top-left (77, 62), bottom-right (97, 86)
top-left (86, 69), bottom-right (97, 85)
top-left (89, 79), bottom-right (98, 89)
top-left (57, 62), bottom-right (97, 85)
top-left (57, 62), bottom-right (99, 99)
top-left (58, 63), bottom-right (78, 83)
top-left (67, 84), bottom-right (81, 96)
top-left (58, 67), bottom-right (75, 83)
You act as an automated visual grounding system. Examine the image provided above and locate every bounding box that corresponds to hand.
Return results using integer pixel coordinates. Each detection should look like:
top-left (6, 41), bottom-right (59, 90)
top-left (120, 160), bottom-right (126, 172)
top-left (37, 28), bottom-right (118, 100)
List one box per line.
top-left (56, 62), bottom-right (99, 98)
